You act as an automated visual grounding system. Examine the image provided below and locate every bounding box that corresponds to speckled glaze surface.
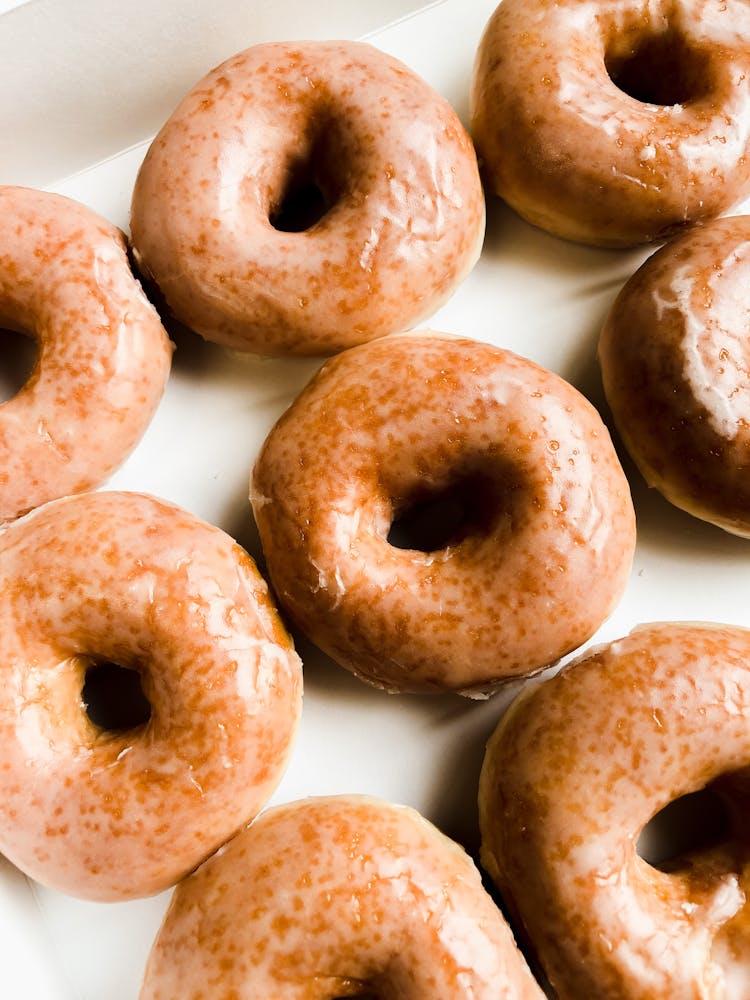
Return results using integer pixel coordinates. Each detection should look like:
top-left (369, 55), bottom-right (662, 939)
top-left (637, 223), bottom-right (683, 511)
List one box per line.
top-left (140, 795), bottom-right (545, 1000)
top-left (0, 491), bottom-right (302, 901)
top-left (251, 332), bottom-right (635, 694)
top-left (0, 186), bottom-right (172, 523)
top-left (130, 40), bottom-right (485, 356)
top-left (479, 622), bottom-right (750, 1000)
top-left (600, 215), bottom-right (750, 536)
top-left (470, 0), bottom-right (750, 247)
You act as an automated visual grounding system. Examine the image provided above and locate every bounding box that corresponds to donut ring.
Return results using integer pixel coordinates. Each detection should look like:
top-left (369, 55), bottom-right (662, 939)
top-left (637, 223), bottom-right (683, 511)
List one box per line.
top-left (130, 40), bottom-right (485, 355)
top-left (479, 621), bottom-right (750, 999)
top-left (0, 491), bottom-right (302, 901)
top-left (251, 332), bottom-right (635, 694)
top-left (600, 215), bottom-right (750, 536)
top-left (470, 0), bottom-right (750, 247)
top-left (140, 795), bottom-right (545, 1000)
top-left (0, 186), bottom-right (172, 523)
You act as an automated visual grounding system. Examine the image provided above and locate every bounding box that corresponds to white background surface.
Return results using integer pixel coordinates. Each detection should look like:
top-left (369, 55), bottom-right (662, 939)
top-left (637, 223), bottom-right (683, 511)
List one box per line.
top-left (2, 0), bottom-right (750, 997)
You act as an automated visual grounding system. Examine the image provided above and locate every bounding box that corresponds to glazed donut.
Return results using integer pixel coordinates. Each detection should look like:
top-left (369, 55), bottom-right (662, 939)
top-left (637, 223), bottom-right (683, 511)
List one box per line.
top-left (470, 0), bottom-right (750, 247)
top-left (600, 215), bottom-right (750, 536)
top-left (0, 186), bottom-right (172, 523)
top-left (0, 491), bottom-right (302, 901)
top-left (479, 621), bottom-right (750, 999)
top-left (251, 332), bottom-right (635, 694)
top-left (130, 40), bottom-right (484, 356)
top-left (140, 794), bottom-right (545, 1000)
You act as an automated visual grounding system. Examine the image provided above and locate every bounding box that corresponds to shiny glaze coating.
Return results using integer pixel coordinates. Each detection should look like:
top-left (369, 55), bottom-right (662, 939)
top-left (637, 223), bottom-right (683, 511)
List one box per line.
top-left (251, 332), bottom-right (635, 694)
top-left (130, 40), bottom-right (485, 356)
top-left (480, 622), bottom-right (750, 1000)
top-left (140, 795), bottom-right (545, 1000)
top-left (0, 186), bottom-right (172, 522)
top-left (0, 491), bottom-right (302, 901)
top-left (600, 215), bottom-right (750, 536)
top-left (471, 0), bottom-right (750, 247)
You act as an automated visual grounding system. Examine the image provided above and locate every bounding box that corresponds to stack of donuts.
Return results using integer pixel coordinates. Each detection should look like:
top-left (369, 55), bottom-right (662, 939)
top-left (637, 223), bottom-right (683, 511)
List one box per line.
top-left (2, 0), bottom-right (750, 995)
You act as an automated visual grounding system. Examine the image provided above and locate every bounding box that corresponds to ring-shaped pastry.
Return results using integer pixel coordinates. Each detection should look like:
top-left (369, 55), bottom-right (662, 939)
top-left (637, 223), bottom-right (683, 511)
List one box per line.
top-left (130, 40), bottom-right (485, 355)
top-left (140, 795), bottom-right (545, 1000)
top-left (480, 621), bottom-right (750, 999)
top-left (600, 215), bottom-right (750, 536)
top-left (0, 186), bottom-right (172, 522)
top-left (471, 0), bottom-right (750, 246)
top-left (252, 332), bottom-right (635, 694)
top-left (0, 491), bottom-right (302, 901)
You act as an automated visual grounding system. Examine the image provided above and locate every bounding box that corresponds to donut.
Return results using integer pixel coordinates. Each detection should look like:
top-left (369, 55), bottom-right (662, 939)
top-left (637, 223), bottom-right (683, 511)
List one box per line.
top-left (479, 621), bottom-right (750, 999)
top-left (0, 186), bottom-right (172, 523)
top-left (130, 40), bottom-right (485, 356)
top-left (140, 794), bottom-right (545, 1000)
top-left (251, 332), bottom-right (636, 694)
top-left (600, 215), bottom-right (750, 536)
top-left (0, 491), bottom-right (302, 901)
top-left (470, 0), bottom-right (750, 247)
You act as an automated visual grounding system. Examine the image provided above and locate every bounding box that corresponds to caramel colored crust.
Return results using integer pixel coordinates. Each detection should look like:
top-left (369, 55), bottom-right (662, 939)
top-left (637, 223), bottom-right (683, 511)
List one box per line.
top-left (140, 795), bottom-right (545, 1000)
top-left (479, 622), bottom-right (750, 999)
top-left (0, 186), bottom-right (172, 523)
top-left (0, 491), bottom-right (302, 901)
top-left (130, 40), bottom-right (484, 355)
top-left (600, 215), bottom-right (750, 536)
top-left (471, 0), bottom-right (750, 247)
top-left (251, 332), bottom-right (635, 694)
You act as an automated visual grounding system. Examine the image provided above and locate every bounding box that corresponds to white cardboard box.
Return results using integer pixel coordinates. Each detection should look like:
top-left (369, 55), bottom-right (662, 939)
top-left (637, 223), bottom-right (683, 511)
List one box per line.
top-left (1, 1), bottom-right (749, 997)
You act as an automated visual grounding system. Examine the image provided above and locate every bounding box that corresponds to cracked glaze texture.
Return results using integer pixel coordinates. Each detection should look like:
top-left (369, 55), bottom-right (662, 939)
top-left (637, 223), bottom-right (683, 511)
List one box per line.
top-left (0, 186), bottom-right (172, 523)
top-left (471, 0), bottom-right (750, 247)
top-left (480, 622), bottom-right (750, 1000)
top-left (600, 215), bottom-right (750, 536)
top-left (139, 795), bottom-right (545, 1000)
top-left (0, 491), bottom-right (302, 901)
top-left (130, 40), bottom-right (485, 356)
top-left (251, 333), bottom-right (635, 694)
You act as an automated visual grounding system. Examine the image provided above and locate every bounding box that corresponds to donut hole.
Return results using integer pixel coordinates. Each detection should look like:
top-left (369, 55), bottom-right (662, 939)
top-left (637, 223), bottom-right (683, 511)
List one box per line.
top-left (270, 116), bottom-right (348, 233)
top-left (387, 471), bottom-right (510, 553)
top-left (82, 659), bottom-right (152, 732)
top-left (327, 976), bottom-right (380, 999)
top-left (0, 326), bottom-right (38, 403)
top-left (605, 29), bottom-right (712, 106)
top-left (637, 786), bottom-right (732, 872)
